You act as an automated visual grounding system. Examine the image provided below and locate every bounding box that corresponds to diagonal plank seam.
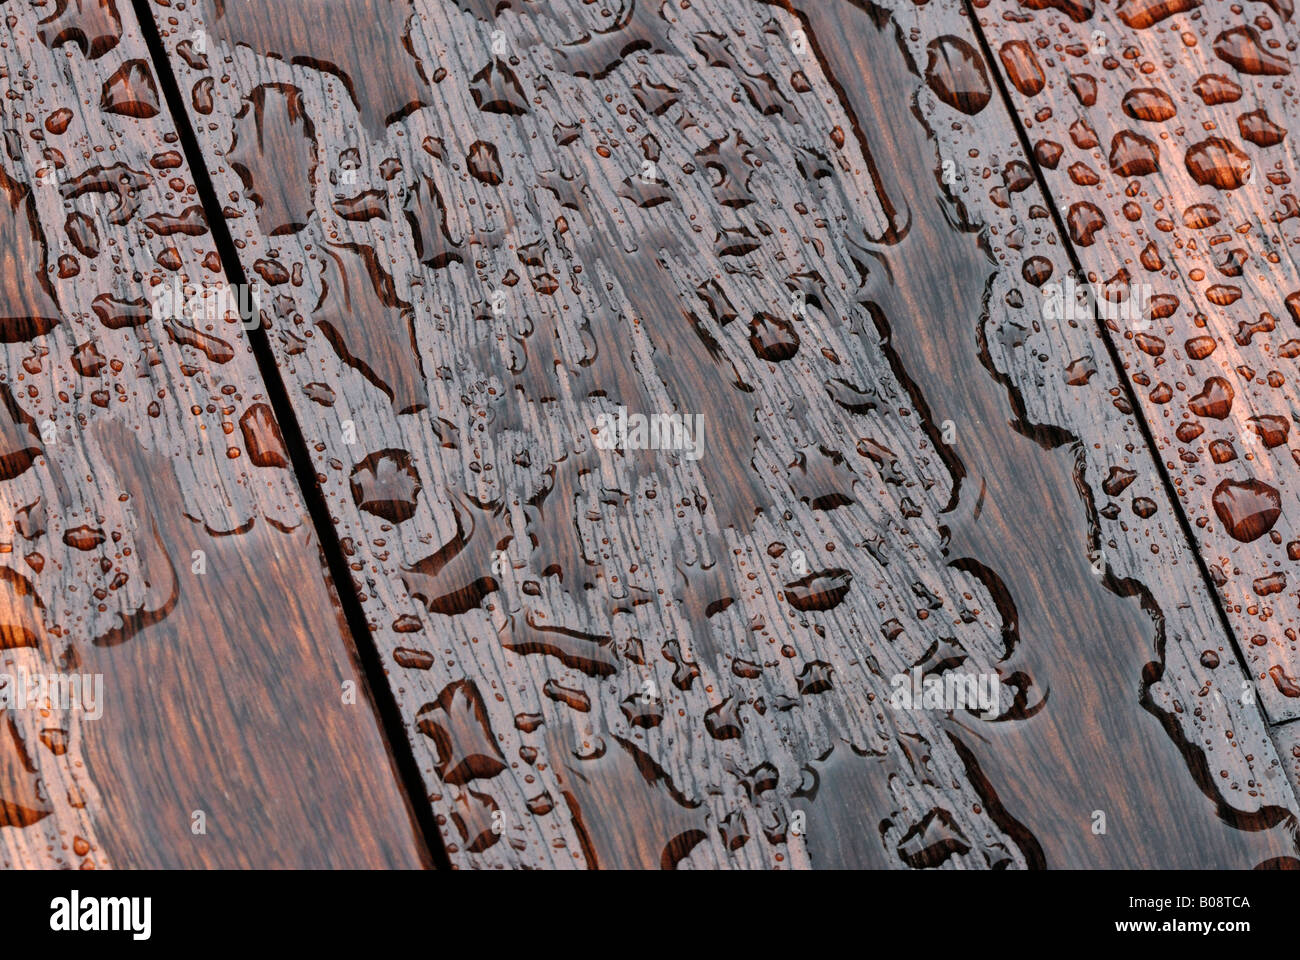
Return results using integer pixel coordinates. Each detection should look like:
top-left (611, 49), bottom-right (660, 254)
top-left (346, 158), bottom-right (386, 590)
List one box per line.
top-left (960, 0), bottom-right (1284, 736)
top-left (128, 0), bottom-right (451, 870)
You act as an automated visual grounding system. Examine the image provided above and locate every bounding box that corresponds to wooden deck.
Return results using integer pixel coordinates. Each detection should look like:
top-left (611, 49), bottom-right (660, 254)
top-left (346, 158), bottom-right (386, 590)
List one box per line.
top-left (0, 0), bottom-right (1296, 868)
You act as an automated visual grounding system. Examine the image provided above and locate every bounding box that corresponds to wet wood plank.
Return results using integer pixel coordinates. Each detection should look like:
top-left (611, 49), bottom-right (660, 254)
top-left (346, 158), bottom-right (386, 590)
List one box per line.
top-left (1274, 719), bottom-right (1300, 817)
top-left (808, 0), bottom-right (1300, 865)
top-left (0, 0), bottom-right (429, 868)
top-left (972, 0), bottom-right (1300, 723)
top-left (149, 0), bottom-right (1300, 867)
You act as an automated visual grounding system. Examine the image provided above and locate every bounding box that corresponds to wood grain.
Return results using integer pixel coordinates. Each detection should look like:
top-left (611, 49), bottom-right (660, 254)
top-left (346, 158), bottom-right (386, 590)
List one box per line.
top-left (149, 0), bottom-right (1300, 867)
top-left (0, 0), bottom-right (428, 868)
top-left (973, 0), bottom-right (1300, 724)
top-left (806, 0), bottom-right (1300, 866)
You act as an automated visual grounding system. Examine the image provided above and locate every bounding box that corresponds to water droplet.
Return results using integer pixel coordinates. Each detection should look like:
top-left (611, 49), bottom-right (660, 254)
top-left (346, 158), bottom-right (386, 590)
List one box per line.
top-left (1211, 478), bottom-right (1280, 542)
top-left (924, 37), bottom-right (991, 115)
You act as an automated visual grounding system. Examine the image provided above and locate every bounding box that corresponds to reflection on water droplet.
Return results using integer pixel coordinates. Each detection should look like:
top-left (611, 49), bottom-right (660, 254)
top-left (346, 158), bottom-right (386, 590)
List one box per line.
top-left (784, 569), bottom-right (852, 611)
top-left (999, 40), bottom-right (1046, 97)
top-left (1193, 73), bottom-right (1241, 105)
top-left (1121, 86), bottom-right (1176, 122)
top-left (1109, 130), bottom-right (1160, 176)
top-left (350, 449), bottom-right (422, 523)
top-left (1185, 137), bottom-right (1252, 190)
top-left (924, 36), bottom-right (991, 115)
top-left (1188, 376), bottom-right (1233, 418)
top-left (1213, 26), bottom-right (1291, 76)
top-left (1238, 109), bottom-right (1287, 147)
top-left (100, 59), bottom-right (160, 118)
top-left (1212, 478), bottom-right (1281, 542)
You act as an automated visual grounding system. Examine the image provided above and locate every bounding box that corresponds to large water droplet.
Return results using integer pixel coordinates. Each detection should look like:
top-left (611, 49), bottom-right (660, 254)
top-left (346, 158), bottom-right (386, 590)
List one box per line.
top-left (1211, 478), bottom-right (1280, 542)
top-left (924, 37), bottom-right (991, 115)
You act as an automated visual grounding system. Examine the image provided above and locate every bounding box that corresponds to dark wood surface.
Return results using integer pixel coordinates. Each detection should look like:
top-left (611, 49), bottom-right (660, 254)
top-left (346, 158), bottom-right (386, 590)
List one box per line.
top-left (0, 0), bottom-right (429, 868)
top-left (130, 0), bottom-right (1300, 868)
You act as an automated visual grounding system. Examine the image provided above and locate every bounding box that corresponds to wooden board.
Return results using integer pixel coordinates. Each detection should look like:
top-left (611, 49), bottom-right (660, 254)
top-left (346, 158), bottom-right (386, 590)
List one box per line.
top-left (1274, 718), bottom-right (1300, 814)
top-left (146, 0), bottom-right (1300, 867)
top-left (972, 0), bottom-right (1300, 724)
top-left (818, 0), bottom-right (1300, 866)
top-left (0, 0), bottom-right (429, 868)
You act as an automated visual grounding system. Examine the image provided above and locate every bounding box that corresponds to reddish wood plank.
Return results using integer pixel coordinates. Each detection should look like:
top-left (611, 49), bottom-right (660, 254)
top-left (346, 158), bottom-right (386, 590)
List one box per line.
top-left (0, 0), bottom-right (428, 868)
top-left (974, 0), bottom-right (1300, 723)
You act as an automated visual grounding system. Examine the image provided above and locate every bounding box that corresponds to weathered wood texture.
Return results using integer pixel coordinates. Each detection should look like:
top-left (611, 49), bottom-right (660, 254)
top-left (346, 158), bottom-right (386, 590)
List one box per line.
top-left (152, 0), bottom-right (1300, 867)
top-left (973, 0), bottom-right (1300, 723)
top-left (1276, 719), bottom-right (1300, 810)
top-left (821, 0), bottom-right (1300, 865)
top-left (0, 0), bottom-right (428, 867)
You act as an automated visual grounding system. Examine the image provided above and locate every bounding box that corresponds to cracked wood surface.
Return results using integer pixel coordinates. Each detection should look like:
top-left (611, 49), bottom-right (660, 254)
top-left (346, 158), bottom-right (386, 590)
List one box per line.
top-left (973, 0), bottom-right (1300, 723)
top-left (146, 0), bottom-right (1300, 868)
top-left (0, 0), bottom-right (428, 868)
